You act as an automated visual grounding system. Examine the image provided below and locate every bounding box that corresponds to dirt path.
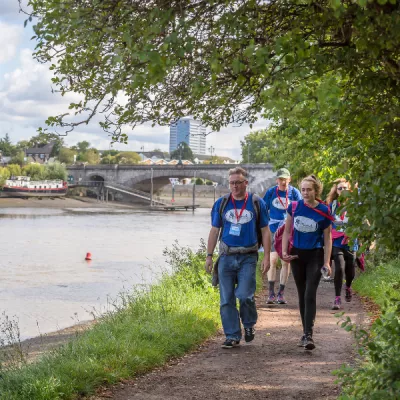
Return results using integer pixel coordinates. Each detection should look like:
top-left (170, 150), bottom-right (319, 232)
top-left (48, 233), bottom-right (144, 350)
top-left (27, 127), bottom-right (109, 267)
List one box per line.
top-left (92, 276), bottom-right (365, 400)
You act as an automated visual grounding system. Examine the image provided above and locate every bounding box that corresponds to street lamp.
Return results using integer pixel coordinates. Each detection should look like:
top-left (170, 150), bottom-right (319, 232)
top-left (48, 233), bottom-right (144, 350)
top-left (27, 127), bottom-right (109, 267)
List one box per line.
top-left (177, 142), bottom-right (184, 165)
top-left (208, 146), bottom-right (215, 164)
top-left (212, 182), bottom-right (218, 203)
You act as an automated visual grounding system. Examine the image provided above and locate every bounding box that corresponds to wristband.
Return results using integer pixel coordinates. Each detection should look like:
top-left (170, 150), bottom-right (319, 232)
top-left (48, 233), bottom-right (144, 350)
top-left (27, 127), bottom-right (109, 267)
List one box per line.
top-left (207, 253), bottom-right (213, 257)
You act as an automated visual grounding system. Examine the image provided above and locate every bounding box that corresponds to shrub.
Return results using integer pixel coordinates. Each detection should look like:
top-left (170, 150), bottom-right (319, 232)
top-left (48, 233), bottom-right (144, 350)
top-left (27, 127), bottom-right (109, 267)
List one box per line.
top-left (334, 258), bottom-right (400, 399)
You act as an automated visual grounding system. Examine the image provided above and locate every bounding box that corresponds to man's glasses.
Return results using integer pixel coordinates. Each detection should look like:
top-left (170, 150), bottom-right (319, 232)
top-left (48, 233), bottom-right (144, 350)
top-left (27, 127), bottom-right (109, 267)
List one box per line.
top-left (337, 187), bottom-right (348, 191)
top-left (229, 180), bottom-right (245, 186)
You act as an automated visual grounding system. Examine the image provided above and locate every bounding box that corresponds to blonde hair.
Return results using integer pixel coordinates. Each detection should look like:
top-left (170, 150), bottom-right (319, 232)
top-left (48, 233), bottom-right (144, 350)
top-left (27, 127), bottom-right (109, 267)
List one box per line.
top-left (326, 178), bottom-right (351, 204)
top-left (301, 175), bottom-right (323, 198)
top-left (229, 167), bottom-right (248, 178)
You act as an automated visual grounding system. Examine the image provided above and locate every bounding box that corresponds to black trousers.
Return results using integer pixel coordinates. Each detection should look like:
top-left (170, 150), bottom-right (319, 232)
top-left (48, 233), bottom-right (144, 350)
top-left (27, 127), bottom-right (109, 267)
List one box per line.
top-left (290, 247), bottom-right (324, 335)
top-left (332, 246), bottom-right (356, 296)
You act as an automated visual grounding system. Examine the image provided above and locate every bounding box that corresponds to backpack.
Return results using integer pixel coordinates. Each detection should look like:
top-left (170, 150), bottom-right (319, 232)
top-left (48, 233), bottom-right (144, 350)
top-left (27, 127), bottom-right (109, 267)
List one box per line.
top-left (274, 201), bottom-right (297, 259)
top-left (218, 193), bottom-right (263, 248)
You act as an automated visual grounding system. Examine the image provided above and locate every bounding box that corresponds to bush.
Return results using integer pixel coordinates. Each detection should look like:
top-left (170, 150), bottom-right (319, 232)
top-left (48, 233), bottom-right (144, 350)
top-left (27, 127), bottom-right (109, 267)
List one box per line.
top-left (334, 258), bottom-right (400, 399)
top-left (44, 162), bottom-right (67, 180)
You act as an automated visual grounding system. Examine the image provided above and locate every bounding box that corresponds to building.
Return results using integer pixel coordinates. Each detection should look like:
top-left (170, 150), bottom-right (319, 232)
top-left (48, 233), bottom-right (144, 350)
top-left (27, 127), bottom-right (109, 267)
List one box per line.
top-left (25, 142), bottom-right (55, 163)
top-left (169, 117), bottom-right (206, 155)
top-left (192, 154), bottom-right (239, 164)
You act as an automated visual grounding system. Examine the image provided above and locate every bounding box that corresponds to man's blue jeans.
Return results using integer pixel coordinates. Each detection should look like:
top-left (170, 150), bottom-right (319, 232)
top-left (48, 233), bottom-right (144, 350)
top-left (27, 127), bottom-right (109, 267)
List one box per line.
top-left (218, 253), bottom-right (258, 341)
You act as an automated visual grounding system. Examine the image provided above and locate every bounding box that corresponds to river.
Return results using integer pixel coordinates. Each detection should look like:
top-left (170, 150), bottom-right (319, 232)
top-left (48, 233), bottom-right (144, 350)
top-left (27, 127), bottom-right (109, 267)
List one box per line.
top-left (0, 206), bottom-right (211, 340)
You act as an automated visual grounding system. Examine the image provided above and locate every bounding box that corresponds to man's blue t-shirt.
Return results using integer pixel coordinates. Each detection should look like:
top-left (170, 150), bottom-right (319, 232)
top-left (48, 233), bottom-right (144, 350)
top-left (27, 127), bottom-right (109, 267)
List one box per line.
top-left (287, 200), bottom-right (332, 250)
top-left (211, 193), bottom-right (269, 247)
top-left (263, 185), bottom-right (302, 233)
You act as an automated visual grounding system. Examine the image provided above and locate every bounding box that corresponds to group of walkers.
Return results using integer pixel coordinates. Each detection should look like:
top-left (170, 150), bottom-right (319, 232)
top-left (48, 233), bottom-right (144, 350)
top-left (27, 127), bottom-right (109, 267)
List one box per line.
top-left (205, 167), bottom-right (357, 351)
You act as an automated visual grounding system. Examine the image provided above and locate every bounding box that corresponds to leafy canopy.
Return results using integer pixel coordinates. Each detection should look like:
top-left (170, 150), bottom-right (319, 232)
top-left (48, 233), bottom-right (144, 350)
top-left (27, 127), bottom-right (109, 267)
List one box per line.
top-left (25, 0), bottom-right (400, 252)
top-left (170, 141), bottom-right (194, 162)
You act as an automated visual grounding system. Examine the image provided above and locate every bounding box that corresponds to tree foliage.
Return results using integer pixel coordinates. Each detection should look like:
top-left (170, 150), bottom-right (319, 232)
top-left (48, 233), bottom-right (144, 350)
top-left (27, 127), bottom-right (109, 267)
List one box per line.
top-left (25, 0), bottom-right (400, 252)
top-left (20, 162), bottom-right (67, 180)
top-left (115, 151), bottom-right (141, 164)
top-left (240, 130), bottom-right (278, 164)
top-left (77, 148), bottom-right (101, 164)
top-left (7, 164), bottom-right (22, 177)
top-left (0, 168), bottom-right (10, 187)
top-left (58, 147), bottom-right (77, 164)
top-left (45, 161), bottom-right (67, 180)
top-left (22, 163), bottom-right (48, 180)
top-left (9, 151), bottom-right (26, 167)
top-left (170, 142), bottom-right (194, 161)
top-left (28, 129), bottom-right (64, 156)
top-left (0, 134), bottom-right (15, 156)
top-left (71, 141), bottom-right (91, 153)
top-left (203, 155), bottom-right (225, 164)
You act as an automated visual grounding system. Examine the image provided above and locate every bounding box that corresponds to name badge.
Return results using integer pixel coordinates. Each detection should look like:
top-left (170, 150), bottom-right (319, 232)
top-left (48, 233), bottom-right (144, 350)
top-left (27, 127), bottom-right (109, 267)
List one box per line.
top-left (229, 223), bottom-right (241, 236)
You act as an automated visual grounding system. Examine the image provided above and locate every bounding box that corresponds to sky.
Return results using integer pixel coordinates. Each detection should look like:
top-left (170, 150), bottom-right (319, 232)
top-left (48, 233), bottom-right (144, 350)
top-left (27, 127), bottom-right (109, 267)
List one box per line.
top-left (0, 1), bottom-right (268, 160)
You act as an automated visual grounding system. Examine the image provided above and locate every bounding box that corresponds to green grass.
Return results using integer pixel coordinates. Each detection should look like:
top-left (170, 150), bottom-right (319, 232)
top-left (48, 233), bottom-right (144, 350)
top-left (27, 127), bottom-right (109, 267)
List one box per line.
top-left (0, 243), bottom-right (265, 400)
top-left (353, 257), bottom-right (400, 308)
top-left (0, 243), bottom-right (220, 399)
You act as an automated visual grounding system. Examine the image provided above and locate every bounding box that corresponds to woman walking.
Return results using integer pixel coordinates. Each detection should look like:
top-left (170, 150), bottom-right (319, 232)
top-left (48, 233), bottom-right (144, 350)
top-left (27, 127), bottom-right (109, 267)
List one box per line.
top-left (282, 175), bottom-right (332, 350)
top-left (326, 179), bottom-right (357, 310)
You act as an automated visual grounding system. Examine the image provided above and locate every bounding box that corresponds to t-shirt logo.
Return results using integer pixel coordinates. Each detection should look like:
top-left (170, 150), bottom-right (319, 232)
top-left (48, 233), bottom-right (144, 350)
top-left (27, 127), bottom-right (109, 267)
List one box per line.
top-left (272, 197), bottom-right (291, 210)
top-left (294, 216), bottom-right (318, 233)
top-left (225, 209), bottom-right (253, 224)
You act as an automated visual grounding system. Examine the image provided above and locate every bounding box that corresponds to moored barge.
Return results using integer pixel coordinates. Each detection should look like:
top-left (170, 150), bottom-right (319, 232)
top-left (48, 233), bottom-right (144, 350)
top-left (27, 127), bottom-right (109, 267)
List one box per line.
top-left (1, 176), bottom-right (67, 197)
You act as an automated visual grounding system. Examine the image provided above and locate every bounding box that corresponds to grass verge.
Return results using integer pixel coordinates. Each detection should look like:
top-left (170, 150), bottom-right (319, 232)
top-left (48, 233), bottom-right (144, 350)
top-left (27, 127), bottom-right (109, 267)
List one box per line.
top-left (0, 242), bottom-right (265, 400)
top-left (352, 257), bottom-right (400, 308)
top-left (334, 257), bottom-right (400, 400)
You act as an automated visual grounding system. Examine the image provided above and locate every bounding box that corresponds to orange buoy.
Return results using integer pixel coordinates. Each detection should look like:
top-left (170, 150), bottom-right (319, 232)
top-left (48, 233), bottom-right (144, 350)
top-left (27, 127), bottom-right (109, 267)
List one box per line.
top-left (85, 252), bottom-right (92, 261)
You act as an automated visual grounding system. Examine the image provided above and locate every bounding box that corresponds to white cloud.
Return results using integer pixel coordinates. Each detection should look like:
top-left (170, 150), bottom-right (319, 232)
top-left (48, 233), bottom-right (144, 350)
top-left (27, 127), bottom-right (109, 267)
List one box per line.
top-left (0, 22), bottom-right (21, 64)
top-left (0, 44), bottom-right (267, 160)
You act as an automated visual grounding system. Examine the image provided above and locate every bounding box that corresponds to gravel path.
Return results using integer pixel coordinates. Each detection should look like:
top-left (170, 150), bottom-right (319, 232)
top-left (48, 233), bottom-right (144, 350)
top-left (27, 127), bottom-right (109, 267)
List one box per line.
top-left (92, 275), bottom-right (365, 400)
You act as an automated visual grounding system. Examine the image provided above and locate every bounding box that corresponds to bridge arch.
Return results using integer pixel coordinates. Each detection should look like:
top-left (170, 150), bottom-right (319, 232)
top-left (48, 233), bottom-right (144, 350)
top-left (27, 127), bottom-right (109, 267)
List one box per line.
top-left (67, 164), bottom-right (276, 195)
top-left (88, 174), bottom-right (106, 182)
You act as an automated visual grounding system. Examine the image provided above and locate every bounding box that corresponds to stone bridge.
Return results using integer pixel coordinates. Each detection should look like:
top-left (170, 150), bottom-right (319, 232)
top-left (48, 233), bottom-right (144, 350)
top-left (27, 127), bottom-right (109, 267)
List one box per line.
top-left (67, 164), bottom-right (276, 195)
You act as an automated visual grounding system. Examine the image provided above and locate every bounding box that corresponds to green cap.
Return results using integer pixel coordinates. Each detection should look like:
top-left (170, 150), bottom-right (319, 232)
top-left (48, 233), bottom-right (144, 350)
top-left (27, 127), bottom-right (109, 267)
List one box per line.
top-left (276, 168), bottom-right (291, 178)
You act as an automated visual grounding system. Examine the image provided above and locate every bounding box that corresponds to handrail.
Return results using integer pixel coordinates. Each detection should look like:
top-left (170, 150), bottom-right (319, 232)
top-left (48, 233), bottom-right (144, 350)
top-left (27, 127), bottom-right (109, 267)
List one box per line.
top-left (68, 181), bottom-right (167, 205)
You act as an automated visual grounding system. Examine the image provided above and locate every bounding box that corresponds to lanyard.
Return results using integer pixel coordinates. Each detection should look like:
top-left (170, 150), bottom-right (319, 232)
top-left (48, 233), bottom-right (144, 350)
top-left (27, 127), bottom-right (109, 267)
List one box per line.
top-left (276, 186), bottom-right (289, 209)
top-left (231, 193), bottom-right (248, 223)
top-left (304, 200), bottom-right (335, 221)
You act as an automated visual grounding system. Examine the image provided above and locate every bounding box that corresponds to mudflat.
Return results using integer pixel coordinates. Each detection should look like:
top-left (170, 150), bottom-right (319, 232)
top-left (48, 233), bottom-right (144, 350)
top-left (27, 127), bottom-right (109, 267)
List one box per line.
top-left (0, 196), bottom-right (137, 209)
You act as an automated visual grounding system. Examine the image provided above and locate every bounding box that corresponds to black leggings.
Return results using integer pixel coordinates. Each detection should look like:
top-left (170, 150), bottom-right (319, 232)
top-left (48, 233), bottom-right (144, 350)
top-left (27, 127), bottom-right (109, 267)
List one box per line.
top-left (290, 247), bottom-right (324, 335)
top-left (332, 247), bottom-right (356, 296)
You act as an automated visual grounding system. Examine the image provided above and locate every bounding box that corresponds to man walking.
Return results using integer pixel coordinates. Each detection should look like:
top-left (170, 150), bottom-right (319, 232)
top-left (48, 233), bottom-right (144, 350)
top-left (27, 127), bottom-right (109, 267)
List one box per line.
top-left (205, 167), bottom-right (271, 348)
top-left (263, 168), bottom-right (302, 304)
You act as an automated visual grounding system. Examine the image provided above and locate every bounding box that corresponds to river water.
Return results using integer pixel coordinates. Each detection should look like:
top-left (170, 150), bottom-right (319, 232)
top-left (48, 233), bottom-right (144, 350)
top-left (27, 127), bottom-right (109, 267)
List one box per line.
top-left (0, 207), bottom-right (211, 340)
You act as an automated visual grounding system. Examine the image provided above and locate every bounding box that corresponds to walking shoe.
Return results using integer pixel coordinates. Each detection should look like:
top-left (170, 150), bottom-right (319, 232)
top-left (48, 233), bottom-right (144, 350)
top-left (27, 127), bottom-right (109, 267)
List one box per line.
top-left (277, 292), bottom-right (287, 304)
top-left (221, 339), bottom-right (240, 349)
top-left (244, 327), bottom-right (255, 343)
top-left (304, 335), bottom-right (315, 350)
top-left (298, 334), bottom-right (306, 347)
top-left (332, 296), bottom-right (341, 310)
top-left (345, 287), bottom-right (353, 302)
top-left (266, 293), bottom-right (276, 304)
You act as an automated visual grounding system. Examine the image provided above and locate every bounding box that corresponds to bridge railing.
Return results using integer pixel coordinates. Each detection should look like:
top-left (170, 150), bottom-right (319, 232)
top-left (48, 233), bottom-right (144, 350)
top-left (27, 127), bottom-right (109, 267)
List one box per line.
top-left (68, 181), bottom-right (103, 188)
top-left (104, 182), bottom-right (150, 198)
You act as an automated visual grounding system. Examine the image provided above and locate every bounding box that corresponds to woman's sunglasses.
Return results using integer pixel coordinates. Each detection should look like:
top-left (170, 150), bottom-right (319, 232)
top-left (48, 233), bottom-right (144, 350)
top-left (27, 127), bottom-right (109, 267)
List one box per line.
top-left (337, 187), bottom-right (348, 191)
